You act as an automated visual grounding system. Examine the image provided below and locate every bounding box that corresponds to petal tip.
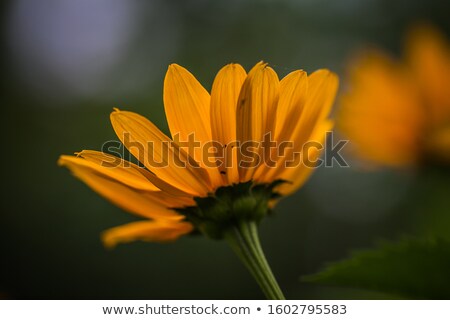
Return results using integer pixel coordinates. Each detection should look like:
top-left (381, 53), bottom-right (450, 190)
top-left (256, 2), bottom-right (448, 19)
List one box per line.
top-left (57, 155), bottom-right (72, 167)
top-left (310, 69), bottom-right (340, 87)
top-left (56, 156), bottom-right (65, 166)
top-left (101, 232), bottom-right (117, 250)
top-left (111, 108), bottom-right (122, 120)
top-left (110, 108), bottom-right (127, 120)
top-left (167, 63), bottom-right (184, 73)
top-left (258, 61), bottom-right (268, 68)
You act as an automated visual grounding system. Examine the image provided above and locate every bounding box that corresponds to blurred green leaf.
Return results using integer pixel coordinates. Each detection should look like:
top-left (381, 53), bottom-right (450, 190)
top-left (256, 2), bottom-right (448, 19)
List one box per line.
top-left (303, 238), bottom-right (450, 299)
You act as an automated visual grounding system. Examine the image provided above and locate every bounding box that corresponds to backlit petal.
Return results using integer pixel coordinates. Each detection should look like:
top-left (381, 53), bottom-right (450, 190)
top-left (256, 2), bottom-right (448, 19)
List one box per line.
top-left (110, 109), bottom-right (212, 196)
top-left (77, 150), bottom-right (189, 197)
top-left (293, 69), bottom-right (338, 144)
top-left (257, 69), bottom-right (338, 183)
top-left (210, 63), bottom-right (247, 184)
top-left (58, 155), bottom-right (191, 219)
top-left (253, 70), bottom-right (308, 181)
top-left (164, 64), bottom-right (222, 188)
top-left (102, 220), bottom-right (194, 248)
top-left (236, 62), bottom-right (279, 182)
top-left (275, 120), bottom-right (333, 195)
top-left (274, 70), bottom-right (308, 142)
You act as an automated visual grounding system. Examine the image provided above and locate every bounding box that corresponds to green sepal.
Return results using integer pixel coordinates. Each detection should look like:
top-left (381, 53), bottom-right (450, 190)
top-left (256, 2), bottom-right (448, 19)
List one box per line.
top-left (175, 180), bottom-right (287, 239)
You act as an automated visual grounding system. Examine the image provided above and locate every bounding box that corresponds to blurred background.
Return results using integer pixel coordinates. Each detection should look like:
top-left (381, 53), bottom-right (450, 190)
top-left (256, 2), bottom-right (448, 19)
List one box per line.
top-left (1, 0), bottom-right (449, 299)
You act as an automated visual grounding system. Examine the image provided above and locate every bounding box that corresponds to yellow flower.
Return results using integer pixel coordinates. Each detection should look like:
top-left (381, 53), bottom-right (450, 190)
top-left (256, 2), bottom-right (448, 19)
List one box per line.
top-left (59, 62), bottom-right (338, 248)
top-left (338, 25), bottom-right (450, 167)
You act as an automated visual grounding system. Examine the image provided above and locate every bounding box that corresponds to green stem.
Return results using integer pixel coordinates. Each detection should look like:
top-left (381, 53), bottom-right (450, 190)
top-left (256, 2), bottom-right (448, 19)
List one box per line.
top-left (224, 220), bottom-right (285, 300)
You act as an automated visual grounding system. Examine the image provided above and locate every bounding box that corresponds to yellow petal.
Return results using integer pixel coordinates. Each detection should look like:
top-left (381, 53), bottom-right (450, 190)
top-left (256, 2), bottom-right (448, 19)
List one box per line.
top-left (67, 151), bottom-right (159, 192)
top-left (338, 53), bottom-right (423, 167)
top-left (236, 62), bottom-right (279, 182)
top-left (274, 70), bottom-right (308, 142)
top-left (254, 70), bottom-right (308, 181)
top-left (275, 120), bottom-right (333, 196)
top-left (295, 69), bottom-right (338, 143)
top-left (406, 25), bottom-right (450, 125)
top-left (210, 63), bottom-right (247, 184)
top-left (110, 110), bottom-right (212, 196)
top-left (102, 220), bottom-right (193, 248)
top-left (164, 64), bottom-right (222, 188)
top-left (58, 155), bottom-right (193, 219)
top-left (77, 150), bottom-right (189, 197)
top-left (257, 69), bottom-right (338, 183)
top-left (164, 63), bottom-right (212, 144)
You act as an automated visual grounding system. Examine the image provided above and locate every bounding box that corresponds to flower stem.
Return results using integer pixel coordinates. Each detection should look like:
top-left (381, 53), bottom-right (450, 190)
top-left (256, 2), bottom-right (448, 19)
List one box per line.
top-left (224, 220), bottom-right (285, 300)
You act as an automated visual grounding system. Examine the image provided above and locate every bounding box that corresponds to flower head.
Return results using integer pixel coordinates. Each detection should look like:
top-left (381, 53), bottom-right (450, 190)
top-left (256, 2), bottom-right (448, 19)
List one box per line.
top-left (338, 25), bottom-right (450, 167)
top-left (59, 62), bottom-right (338, 248)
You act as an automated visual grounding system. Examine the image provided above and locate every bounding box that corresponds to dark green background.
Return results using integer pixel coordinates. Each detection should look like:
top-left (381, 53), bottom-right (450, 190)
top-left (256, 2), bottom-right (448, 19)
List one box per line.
top-left (1, 0), bottom-right (449, 299)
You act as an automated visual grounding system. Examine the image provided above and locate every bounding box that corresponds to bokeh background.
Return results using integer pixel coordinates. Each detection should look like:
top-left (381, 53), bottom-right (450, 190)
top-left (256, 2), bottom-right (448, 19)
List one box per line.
top-left (1, 0), bottom-right (449, 299)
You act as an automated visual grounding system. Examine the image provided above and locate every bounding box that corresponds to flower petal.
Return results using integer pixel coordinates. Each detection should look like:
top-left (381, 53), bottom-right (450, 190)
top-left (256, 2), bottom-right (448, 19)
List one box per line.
top-left (256, 69), bottom-right (338, 183)
top-left (236, 62), bottom-right (279, 182)
top-left (210, 63), bottom-right (247, 184)
top-left (253, 70), bottom-right (308, 181)
top-left (77, 150), bottom-right (189, 197)
top-left (338, 53), bottom-right (423, 166)
top-left (294, 69), bottom-right (338, 143)
top-left (68, 151), bottom-right (159, 192)
top-left (164, 64), bottom-right (222, 188)
top-left (164, 63), bottom-right (212, 144)
top-left (58, 155), bottom-right (192, 219)
top-left (110, 109), bottom-right (212, 196)
top-left (274, 70), bottom-right (308, 142)
top-left (275, 120), bottom-right (333, 196)
top-left (406, 25), bottom-right (450, 125)
top-left (102, 220), bottom-right (194, 248)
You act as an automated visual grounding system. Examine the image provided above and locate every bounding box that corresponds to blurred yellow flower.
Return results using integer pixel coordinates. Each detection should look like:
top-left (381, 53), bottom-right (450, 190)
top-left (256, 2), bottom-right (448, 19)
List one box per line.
top-left (338, 25), bottom-right (450, 167)
top-left (59, 62), bottom-right (338, 248)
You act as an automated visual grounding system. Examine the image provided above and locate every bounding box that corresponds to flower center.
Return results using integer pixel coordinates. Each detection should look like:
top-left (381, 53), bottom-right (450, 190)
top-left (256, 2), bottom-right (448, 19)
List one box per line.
top-left (176, 180), bottom-right (286, 239)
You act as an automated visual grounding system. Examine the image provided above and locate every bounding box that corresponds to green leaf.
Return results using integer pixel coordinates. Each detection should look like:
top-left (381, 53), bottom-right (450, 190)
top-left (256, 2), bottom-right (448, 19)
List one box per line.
top-left (303, 238), bottom-right (450, 299)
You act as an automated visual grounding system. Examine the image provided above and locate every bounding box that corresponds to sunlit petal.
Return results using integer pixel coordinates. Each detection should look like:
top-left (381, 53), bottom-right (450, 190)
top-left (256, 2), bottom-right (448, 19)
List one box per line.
top-left (236, 62), bottom-right (279, 182)
top-left (210, 63), bottom-right (247, 184)
top-left (102, 220), bottom-right (193, 248)
top-left (110, 109), bottom-right (212, 196)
